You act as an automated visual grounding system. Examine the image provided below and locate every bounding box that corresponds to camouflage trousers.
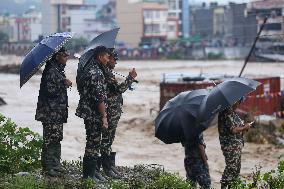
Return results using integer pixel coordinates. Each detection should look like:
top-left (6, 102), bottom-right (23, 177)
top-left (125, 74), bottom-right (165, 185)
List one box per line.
top-left (220, 141), bottom-right (242, 186)
top-left (184, 158), bottom-right (211, 189)
top-left (42, 123), bottom-right (63, 146)
top-left (84, 119), bottom-right (103, 157)
top-left (101, 110), bottom-right (121, 155)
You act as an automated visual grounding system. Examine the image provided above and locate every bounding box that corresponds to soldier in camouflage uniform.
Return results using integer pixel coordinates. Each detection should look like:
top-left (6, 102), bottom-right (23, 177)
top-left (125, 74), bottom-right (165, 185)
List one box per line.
top-left (76, 46), bottom-right (110, 183)
top-left (182, 133), bottom-right (211, 189)
top-left (100, 48), bottom-right (137, 178)
top-left (35, 47), bottom-right (72, 177)
top-left (218, 99), bottom-right (252, 189)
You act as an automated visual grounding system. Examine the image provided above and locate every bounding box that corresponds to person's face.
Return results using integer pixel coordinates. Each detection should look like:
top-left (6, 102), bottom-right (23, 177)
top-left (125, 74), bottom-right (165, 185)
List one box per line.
top-left (98, 53), bottom-right (110, 66)
top-left (56, 52), bottom-right (69, 65)
top-left (107, 56), bottom-right (117, 70)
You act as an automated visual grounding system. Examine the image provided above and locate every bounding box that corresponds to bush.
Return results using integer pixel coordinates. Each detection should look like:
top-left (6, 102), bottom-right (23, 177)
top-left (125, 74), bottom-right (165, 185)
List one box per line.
top-left (231, 161), bottom-right (284, 189)
top-left (0, 114), bottom-right (42, 175)
top-left (150, 173), bottom-right (193, 189)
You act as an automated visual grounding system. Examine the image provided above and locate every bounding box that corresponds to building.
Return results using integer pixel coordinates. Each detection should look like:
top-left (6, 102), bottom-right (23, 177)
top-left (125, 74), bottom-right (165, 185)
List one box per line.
top-left (142, 1), bottom-right (168, 44)
top-left (116, 0), bottom-right (143, 48)
top-left (42, 0), bottom-right (115, 40)
top-left (213, 6), bottom-right (225, 37)
top-left (247, 0), bottom-right (284, 40)
top-left (23, 6), bottom-right (42, 41)
top-left (166, 0), bottom-right (189, 39)
top-left (0, 6), bottom-right (42, 42)
top-left (190, 3), bottom-right (214, 39)
top-left (225, 3), bottom-right (257, 46)
top-left (41, 0), bottom-right (84, 36)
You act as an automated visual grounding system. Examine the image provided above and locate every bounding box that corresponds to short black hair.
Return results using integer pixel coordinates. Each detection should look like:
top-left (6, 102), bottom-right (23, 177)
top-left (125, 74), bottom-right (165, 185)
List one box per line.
top-left (93, 46), bottom-right (109, 59)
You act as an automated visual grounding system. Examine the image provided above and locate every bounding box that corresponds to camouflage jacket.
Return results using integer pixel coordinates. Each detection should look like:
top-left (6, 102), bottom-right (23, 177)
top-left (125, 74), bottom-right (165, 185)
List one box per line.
top-left (76, 57), bottom-right (107, 120)
top-left (35, 60), bottom-right (68, 124)
top-left (218, 108), bottom-right (244, 145)
top-left (104, 67), bottom-right (135, 114)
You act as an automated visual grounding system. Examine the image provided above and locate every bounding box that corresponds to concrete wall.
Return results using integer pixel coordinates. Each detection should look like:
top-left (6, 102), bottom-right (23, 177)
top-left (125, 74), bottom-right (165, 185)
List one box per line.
top-left (116, 0), bottom-right (143, 48)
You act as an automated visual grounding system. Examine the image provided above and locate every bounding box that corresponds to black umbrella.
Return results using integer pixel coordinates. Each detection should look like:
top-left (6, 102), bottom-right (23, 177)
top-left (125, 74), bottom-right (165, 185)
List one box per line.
top-left (77, 28), bottom-right (120, 68)
top-left (155, 89), bottom-right (212, 144)
top-left (198, 77), bottom-right (261, 122)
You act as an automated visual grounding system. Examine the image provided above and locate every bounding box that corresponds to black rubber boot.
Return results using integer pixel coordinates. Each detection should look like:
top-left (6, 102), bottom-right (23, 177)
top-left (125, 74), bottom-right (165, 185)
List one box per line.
top-left (110, 152), bottom-right (122, 177)
top-left (42, 144), bottom-right (62, 177)
top-left (83, 156), bottom-right (107, 183)
top-left (53, 143), bottom-right (64, 173)
top-left (101, 154), bottom-right (121, 179)
top-left (221, 183), bottom-right (228, 189)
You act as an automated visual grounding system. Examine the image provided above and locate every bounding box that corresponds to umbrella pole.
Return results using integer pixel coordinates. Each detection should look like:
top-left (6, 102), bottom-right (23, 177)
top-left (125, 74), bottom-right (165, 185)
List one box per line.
top-left (238, 17), bottom-right (268, 77)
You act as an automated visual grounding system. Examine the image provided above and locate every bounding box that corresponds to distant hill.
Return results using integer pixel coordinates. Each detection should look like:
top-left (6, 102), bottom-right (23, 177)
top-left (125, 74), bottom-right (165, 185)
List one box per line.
top-left (0, 0), bottom-right (41, 16)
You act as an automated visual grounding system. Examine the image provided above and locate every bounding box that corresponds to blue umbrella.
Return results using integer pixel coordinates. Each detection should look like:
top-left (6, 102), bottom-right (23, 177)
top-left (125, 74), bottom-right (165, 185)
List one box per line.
top-left (20, 32), bottom-right (73, 88)
top-left (78, 28), bottom-right (120, 68)
top-left (198, 77), bottom-right (261, 122)
top-left (155, 89), bottom-right (213, 144)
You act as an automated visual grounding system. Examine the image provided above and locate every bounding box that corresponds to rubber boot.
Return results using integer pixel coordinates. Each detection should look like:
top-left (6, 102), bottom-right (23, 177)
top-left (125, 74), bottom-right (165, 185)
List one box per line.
top-left (101, 154), bottom-right (121, 179)
top-left (83, 156), bottom-right (107, 183)
top-left (53, 143), bottom-right (64, 173)
top-left (42, 144), bottom-right (62, 177)
top-left (221, 183), bottom-right (228, 189)
top-left (110, 152), bottom-right (122, 177)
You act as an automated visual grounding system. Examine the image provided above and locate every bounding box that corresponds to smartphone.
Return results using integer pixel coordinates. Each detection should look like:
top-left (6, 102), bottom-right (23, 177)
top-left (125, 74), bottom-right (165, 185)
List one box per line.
top-left (248, 121), bottom-right (255, 125)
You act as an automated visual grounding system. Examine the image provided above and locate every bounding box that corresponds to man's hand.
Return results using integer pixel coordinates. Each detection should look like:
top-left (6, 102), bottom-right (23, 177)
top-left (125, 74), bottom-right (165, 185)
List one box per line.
top-left (243, 122), bottom-right (252, 131)
top-left (102, 116), bottom-right (108, 129)
top-left (129, 68), bottom-right (137, 79)
top-left (64, 79), bottom-right (72, 87)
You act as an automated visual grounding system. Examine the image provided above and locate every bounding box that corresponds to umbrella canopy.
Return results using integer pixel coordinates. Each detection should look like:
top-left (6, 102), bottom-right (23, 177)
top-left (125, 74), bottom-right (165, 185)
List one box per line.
top-left (155, 89), bottom-right (212, 144)
top-left (20, 32), bottom-right (73, 88)
top-left (198, 77), bottom-right (261, 122)
top-left (78, 28), bottom-right (120, 68)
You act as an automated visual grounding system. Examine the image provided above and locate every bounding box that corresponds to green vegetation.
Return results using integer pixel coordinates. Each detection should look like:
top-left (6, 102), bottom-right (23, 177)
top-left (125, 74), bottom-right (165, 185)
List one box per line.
top-left (0, 114), bottom-right (42, 176)
top-left (1, 113), bottom-right (284, 189)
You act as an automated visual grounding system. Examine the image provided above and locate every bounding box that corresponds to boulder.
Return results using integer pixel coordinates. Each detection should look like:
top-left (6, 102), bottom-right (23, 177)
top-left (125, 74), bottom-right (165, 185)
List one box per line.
top-left (0, 97), bottom-right (6, 106)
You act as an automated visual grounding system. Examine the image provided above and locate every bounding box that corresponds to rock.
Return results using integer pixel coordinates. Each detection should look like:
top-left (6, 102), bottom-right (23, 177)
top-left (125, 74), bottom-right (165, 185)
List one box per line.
top-left (0, 97), bottom-right (6, 106)
top-left (14, 172), bottom-right (30, 176)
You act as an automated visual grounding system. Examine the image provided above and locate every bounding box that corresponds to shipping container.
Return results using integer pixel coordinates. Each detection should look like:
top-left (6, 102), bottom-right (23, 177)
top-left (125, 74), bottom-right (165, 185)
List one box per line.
top-left (160, 76), bottom-right (281, 116)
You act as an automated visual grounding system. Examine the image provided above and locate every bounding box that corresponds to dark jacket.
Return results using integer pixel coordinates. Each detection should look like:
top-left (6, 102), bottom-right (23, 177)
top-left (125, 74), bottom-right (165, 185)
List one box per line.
top-left (35, 60), bottom-right (68, 124)
top-left (76, 57), bottom-right (107, 120)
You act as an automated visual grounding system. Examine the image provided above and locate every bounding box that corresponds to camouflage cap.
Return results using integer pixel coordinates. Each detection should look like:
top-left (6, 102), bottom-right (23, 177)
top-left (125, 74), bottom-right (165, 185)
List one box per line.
top-left (108, 48), bottom-right (119, 60)
top-left (57, 47), bottom-right (69, 56)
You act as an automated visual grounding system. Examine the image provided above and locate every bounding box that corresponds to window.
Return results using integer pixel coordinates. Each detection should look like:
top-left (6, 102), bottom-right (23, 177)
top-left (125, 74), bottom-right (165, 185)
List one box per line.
top-left (169, 0), bottom-right (177, 10)
top-left (155, 11), bottom-right (160, 18)
top-left (168, 25), bottom-right (175, 32)
top-left (264, 23), bottom-right (281, 31)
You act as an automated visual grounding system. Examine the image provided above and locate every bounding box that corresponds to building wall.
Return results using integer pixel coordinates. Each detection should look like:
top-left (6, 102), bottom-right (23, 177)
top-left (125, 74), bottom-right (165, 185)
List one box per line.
top-left (167, 0), bottom-right (181, 39)
top-left (190, 6), bottom-right (214, 38)
top-left (248, 0), bottom-right (284, 40)
top-left (42, 0), bottom-right (58, 36)
top-left (23, 10), bottom-right (42, 41)
top-left (116, 0), bottom-right (143, 48)
top-left (213, 7), bottom-right (225, 37)
top-left (143, 8), bottom-right (168, 38)
top-left (167, 19), bottom-right (178, 40)
top-left (68, 9), bottom-right (96, 38)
